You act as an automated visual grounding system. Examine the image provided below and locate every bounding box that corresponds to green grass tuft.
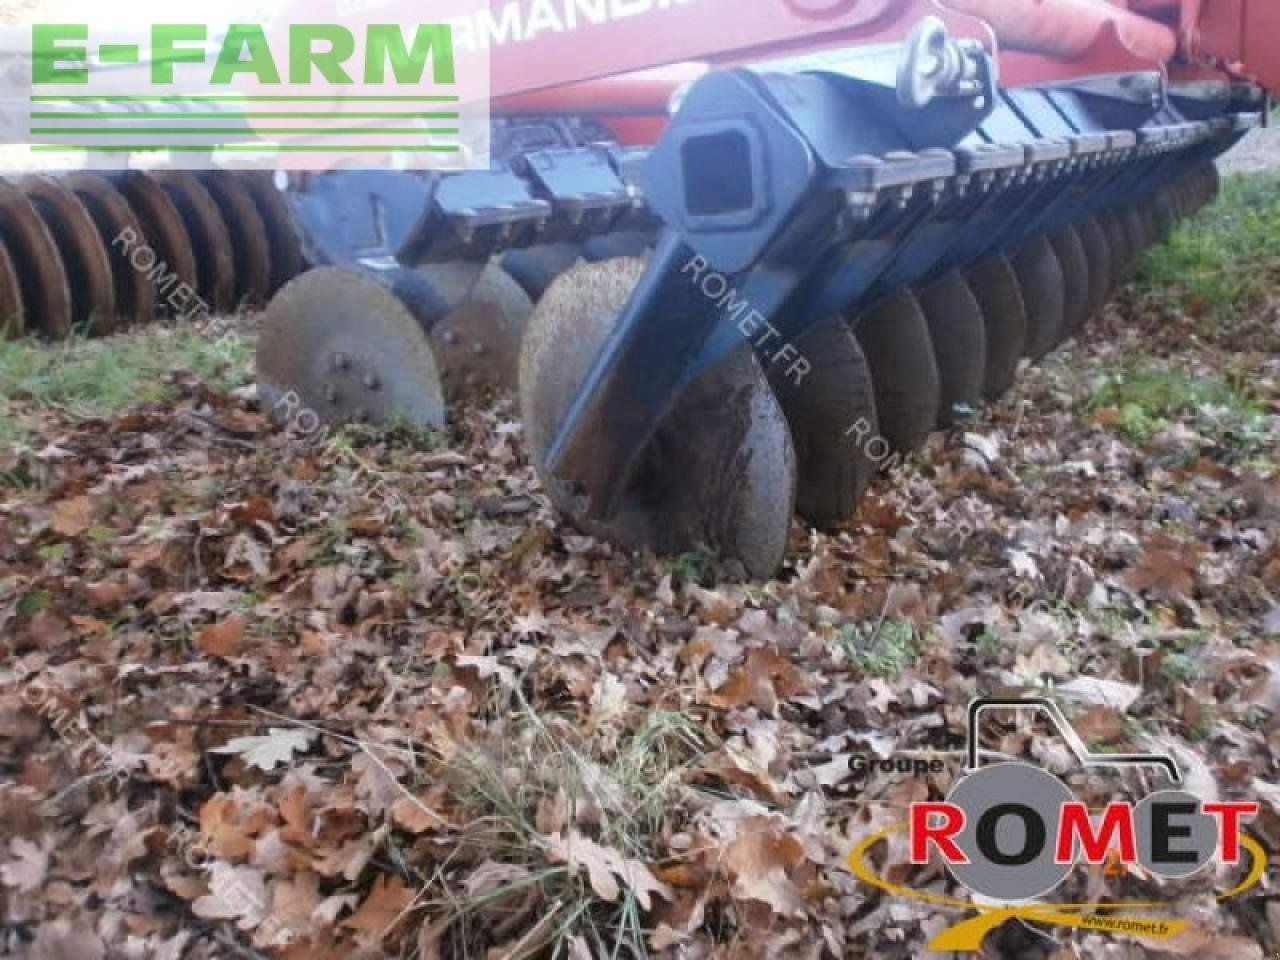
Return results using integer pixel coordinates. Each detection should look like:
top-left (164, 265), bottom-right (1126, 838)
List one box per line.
top-left (837, 619), bottom-right (926, 678)
top-left (1086, 363), bottom-right (1266, 443)
top-left (0, 326), bottom-right (253, 445)
top-left (1138, 171), bottom-right (1280, 320)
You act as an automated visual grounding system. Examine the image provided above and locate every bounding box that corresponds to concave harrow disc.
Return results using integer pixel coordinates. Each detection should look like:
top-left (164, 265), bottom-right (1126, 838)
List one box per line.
top-left (0, 180), bottom-right (71, 339)
top-left (19, 176), bottom-right (117, 336)
top-left (1011, 235), bottom-right (1065, 361)
top-left (62, 173), bottom-right (156, 329)
top-left (0, 240), bottom-right (23, 339)
top-left (767, 317), bottom-right (878, 530)
top-left (502, 243), bottom-right (583, 301)
top-left (420, 263), bottom-right (534, 400)
top-left (520, 257), bottom-right (796, 579)
top-left (198, 171), bottom-right (272, 307)
top-left (1049, 224), bottom-right (1090, 340)
top-left (1074, 217), bottom-right (1112, 320)
top-left (852, 288), bottom-right (940, 454)
top-left (237, 173), bottom-right (305, 297)
top-left (916, 270), bottom-right (987, 426)
top-left (1097, 211), bottom-right (1132, 280)
top-left (964, 254), bottom-right (1026, 401)
top-left (154, 171), bottom-right (236, 315)
top-left (258, 267), bottom-right (446, 430)
top-left (116, 171), bottom-right (199, 306)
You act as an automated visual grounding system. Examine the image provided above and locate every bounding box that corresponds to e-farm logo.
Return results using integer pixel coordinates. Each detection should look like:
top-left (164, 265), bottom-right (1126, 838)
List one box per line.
top-left (848, 698), bottom-right (1264, 953)
top-left (5, 1), bottom-right (489, 171)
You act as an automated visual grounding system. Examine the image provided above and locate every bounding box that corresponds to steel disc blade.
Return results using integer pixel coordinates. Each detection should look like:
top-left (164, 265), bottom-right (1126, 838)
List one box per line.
top-left (1134, 199), bottom-right (1158, 250)
top-left (412, 262), bottom-right (533, 400)
top-left (199, 172), bottom-right (272, 308)
top-left (1149, 190), bottom-right (1176, 244)
top-left (1049, 225), bottom-right (1090, 339)
top-left (155, 171), bottom-right (236, 315)
top-left (1010, 234), bottom-right (1066, 361)
top-left (0, 237), bottom-right (25, 338)
top-left (520, 258), bottom-right (796, 580)
top-left (1098, 212), bottom-right (1132, 286)
top-left (1121, 205), bottom-right (1149, 264)
top-left (851, 288), bottom-right (940, 454)
top-left (19, 176), bottom-right (116, 335)
top-left (116, 171), bottom-right (198, 308)
top-left (1198, 164), bottom-right (1221, 211)
top-left (237, 172), bottom-right (305, 296)
top-left (965, 254), bottom-right (1027, 401)
top-left (258, 267), bottom-right (445, 429)
top-left (501, 243), bottom-right (582, 301)
top-left (767, 317), bottom-right (878, 530)
top-left (0, 179), bottom-right (71, 339)
top-left (1074, 217), bottom-right (1112, 320)
top-left (63, 173), bottom-right (156, 328)
top-left (916, 270), bottom-right (986, 426)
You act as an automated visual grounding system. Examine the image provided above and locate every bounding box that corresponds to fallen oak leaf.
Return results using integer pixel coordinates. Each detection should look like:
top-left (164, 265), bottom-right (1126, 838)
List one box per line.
top-left (197, 616), bottom-right (248, 658)
top-left (704, 647), bottom-right (809, 714)
top-left (720, 817), bottom-right (806, 916)
top-left (51, 495), bottom-right (93, 537)
top-left (542, 830), bottom-right (672, 911)
top-left (213, 728), bottom-right (316, 772)
top-left (0, 836), bottom-right (49, 893)
top-left (192, 862), bottom-right (269, 931)
top-left (342, 873), bottom-right (417, 945)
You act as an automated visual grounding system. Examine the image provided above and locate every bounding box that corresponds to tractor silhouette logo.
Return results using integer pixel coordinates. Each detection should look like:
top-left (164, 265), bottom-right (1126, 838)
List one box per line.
top-left (847, 697), bottom-right (1264, 953)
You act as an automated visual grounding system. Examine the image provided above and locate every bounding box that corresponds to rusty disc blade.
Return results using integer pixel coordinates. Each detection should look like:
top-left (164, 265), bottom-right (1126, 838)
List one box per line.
top-left (19, 175), bottom-right (117, 336)
top-left (0, 179), bottom-right (71, 339)
top-left (237, 172), bottom-right (305, 296)
top-left (258, 267), bottom-right (445, 430)
top-left (851, 288), bottom-right (941, 454)
top-left (767, 316), bottom-right (878, 530)
top-left (520, 257), bottom-right (796, 580)
top-left (1010, 234), bottom-right (1065, 361)
top-left (0, 237), bottom-right (25, 338)
top-left (154, 171), bottom-right (236, 315)
top-left (916, 270), bottom-right (987, 427)
top-left (1074, 217), bottom-right (1112, 321)
top-left (1049, 224), bottom-right (1090, 339)
top-left (404, 262), bottom-right (533, 401)
top-left (501, 243), bottom-right (582, 301)
top-left (965, 254), bottom-right (1026, 402)
top-left (199, 172), bottom-right (272, 308)
top-left (115, 171), bottom-right (198, 308)
top-left (62, 173), bottom-right (156, 328)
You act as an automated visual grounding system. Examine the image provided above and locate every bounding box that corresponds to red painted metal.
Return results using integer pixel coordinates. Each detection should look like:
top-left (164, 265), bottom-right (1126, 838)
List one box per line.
top-left (943, 0), bottom-right (1176, 61)
top-left (489, 0), bottom-right (1276, 120)
top-left (486, 0), bottom-right (994, 101)
top-left (497, 64), bottom-right (704, 115)
top-left (1190, 0), bottom-right (1280, 91)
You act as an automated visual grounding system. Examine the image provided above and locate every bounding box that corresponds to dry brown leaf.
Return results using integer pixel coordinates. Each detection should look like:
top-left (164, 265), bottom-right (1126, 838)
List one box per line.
top-left (720, 818), bottom-right (805, 916)
top-left (543, 830), bottom-right (672, 911)
top-left (196, 616), bottom-right (248, 658)
top-left (50, 495), bottom-right (93, 537)
top-left (341, 874), bottom-right (416, 944)
top-left (704, 648), bottom-right (809, 713)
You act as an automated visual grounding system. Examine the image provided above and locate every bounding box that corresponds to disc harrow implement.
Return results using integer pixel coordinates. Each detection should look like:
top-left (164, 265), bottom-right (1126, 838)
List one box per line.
top-left (0, 171), bottom-right (304, 340)
top-left (236, 2), bottom-right (1264, 580)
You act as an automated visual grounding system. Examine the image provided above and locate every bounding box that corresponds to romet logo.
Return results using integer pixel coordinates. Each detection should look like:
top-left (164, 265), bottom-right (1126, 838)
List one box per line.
top-left (2, 0), bottom-right (490, 171)
top-left (847, 697), bottom-right (1264, 952)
